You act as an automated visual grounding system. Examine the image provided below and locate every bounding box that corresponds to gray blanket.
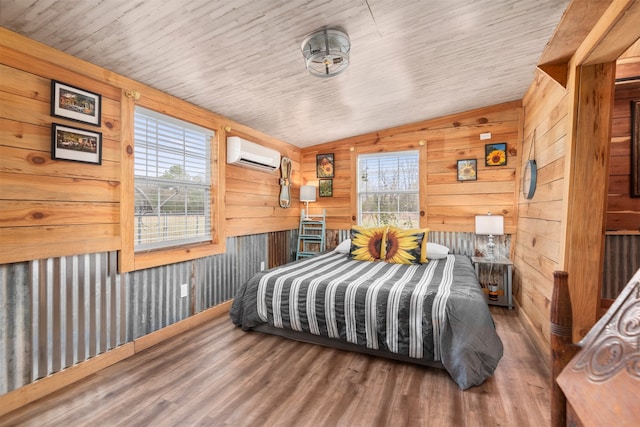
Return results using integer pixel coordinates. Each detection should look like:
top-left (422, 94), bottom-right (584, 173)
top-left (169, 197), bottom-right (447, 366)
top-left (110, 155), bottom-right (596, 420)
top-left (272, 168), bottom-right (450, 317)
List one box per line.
top-left (230, 252), bottom-right (503, 389)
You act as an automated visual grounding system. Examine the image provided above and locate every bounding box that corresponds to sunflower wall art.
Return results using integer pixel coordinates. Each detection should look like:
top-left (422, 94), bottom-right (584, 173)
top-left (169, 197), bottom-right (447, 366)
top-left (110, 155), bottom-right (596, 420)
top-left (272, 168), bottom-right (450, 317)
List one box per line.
top-left (485, 143), bottom-right (507, 166)
top-left (457, 159), bottom-right (477, 181)
top-left (319, 179), bottom-right (333, 197)
top-left (316, 153), bottom-right (334, 178)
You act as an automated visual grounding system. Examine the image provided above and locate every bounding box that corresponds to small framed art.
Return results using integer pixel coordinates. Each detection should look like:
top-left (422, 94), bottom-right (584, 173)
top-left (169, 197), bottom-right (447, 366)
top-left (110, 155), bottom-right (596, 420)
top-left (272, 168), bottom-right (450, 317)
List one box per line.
top-left (316, 153), bottom-right (334, 178)
top-left (51, 123), bottom-right (102, 165)
top-left (485, 142), bottom-right (507, 166)
top-left (51, 80), bottom-right (102, 126)
top-left (457, 159), bottom-right (477, 181)
top-left (319, 179), bottom-right (333, 197)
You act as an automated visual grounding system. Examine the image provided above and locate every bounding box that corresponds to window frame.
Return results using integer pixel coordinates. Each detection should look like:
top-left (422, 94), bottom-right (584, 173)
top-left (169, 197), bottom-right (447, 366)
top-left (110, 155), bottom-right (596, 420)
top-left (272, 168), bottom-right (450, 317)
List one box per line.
top-left (119, 95), bottom-right (225, 273)
top-left (356, 150), bottom-right (421, 228)
top-left (133, 106), bottom-right (213, 251)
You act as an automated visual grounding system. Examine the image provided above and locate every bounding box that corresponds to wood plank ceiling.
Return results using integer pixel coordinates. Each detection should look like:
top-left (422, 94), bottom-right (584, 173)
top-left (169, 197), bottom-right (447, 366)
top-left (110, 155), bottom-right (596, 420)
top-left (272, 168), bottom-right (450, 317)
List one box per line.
top-left (0, 0), bottom-right (571, 147)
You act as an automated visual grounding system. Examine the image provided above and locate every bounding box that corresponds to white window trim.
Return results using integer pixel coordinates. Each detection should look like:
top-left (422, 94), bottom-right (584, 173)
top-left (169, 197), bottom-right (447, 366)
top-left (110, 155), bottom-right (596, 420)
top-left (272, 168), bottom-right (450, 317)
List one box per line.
top-left (357, 150), bottom-right (420, 227)
top-left (134, 106), bottom-right (214, 252)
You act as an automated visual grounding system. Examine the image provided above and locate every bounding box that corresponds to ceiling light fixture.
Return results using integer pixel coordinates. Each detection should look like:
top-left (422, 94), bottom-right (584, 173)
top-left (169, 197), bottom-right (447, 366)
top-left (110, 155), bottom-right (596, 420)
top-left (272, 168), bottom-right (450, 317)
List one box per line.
top-left (301, 28), bottom-right (350, 78)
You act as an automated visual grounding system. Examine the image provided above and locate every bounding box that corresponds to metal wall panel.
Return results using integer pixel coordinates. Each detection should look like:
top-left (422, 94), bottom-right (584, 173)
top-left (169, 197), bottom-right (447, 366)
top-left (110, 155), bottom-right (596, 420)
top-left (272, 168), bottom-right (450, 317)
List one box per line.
top-left (430, 231), bottom-right (512, 259)
top-left (0, 235), bottom-right (268, 395)
top-left (128, 235), bottom-right (267, 339)
top-left (195, 234), bottom-right (267, 313)
top-left (29, 252), bottom-right (126, 382)
top-left (0, 261), bottom-right (30, 395)
top-left (268, 230), bottom-right (294, 268)
top-left (603, 234), bottom-right (640, 299)
top-left (129, 260), bottom-right (191, 340)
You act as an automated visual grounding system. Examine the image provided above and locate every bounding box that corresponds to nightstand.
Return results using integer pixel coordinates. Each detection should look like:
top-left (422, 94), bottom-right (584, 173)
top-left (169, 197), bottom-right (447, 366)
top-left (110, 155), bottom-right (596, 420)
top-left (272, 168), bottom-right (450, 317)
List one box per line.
top-left (471, 256), bottom-right (513, 309)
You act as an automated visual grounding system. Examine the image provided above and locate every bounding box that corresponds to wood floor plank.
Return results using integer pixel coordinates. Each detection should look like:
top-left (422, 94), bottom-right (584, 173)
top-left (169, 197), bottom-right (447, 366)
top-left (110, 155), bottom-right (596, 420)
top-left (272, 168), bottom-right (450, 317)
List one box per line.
top-left (0, 307), bottom-right (551, 427)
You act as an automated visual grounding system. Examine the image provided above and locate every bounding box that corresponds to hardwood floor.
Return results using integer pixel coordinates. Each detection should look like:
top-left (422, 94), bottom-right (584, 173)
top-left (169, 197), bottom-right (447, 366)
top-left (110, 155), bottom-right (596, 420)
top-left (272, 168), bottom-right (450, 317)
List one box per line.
top-left (0, 307), bottom-right (551, 426)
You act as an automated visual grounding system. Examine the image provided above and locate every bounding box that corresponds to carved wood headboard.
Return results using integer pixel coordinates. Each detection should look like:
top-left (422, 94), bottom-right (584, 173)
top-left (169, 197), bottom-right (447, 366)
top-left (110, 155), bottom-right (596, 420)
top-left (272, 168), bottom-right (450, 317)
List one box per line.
top-left (551, 269), bottom-right (640, 426)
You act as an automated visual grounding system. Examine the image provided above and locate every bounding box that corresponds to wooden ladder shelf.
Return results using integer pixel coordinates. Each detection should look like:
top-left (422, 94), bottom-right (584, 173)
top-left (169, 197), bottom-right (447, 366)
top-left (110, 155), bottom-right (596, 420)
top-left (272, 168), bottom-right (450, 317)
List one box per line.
top-left (296, 209), bottom-right (326, 260)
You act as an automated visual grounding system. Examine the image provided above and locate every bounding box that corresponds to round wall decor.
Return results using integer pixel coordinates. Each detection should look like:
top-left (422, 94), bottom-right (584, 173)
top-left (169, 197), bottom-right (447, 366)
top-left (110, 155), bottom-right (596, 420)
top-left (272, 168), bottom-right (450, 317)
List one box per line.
top-left (523, 159), bottom-right (537, 199)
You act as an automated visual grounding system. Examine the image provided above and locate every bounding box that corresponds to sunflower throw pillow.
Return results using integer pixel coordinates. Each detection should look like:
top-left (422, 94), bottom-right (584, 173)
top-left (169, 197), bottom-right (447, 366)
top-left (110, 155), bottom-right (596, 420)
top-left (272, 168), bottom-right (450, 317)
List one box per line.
top-left (381, 226), bottom-right (426, 264)
top-left (349, 226), bottom-right (386, 261)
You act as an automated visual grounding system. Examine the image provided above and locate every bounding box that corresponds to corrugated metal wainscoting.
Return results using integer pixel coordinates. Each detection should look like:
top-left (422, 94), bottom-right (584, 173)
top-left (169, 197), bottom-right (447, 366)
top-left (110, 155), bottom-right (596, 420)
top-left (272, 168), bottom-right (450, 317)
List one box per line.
top-left (0, 235), bottom-right (267, 395)
top-left (602, 234), bottom-right (640, 299)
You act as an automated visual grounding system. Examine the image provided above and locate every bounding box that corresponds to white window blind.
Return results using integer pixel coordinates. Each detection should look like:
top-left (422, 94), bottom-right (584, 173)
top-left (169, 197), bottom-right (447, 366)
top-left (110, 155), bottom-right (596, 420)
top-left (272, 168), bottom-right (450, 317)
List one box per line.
top-left (134, 107), bottom-right (213, 251)
top-left (357, 151), bottom-right (419, 228)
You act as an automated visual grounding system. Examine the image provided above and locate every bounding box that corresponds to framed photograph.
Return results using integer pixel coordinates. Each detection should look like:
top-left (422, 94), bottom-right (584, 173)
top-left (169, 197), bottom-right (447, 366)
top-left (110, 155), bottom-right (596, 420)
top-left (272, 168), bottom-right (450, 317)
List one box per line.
top-left (316, 153), bottom-right (335, 178)
top-left (319, 179), bottom-right (333, 197)
top-left (51, 80), bottom-right (101, 126)
top-left (457, 159), bottom-right (477, 181)
top-left (632, 100), bottom-right (640, 197)
top-left (51, 123), bottom-right (102, 165)
top-left (485, 142), bottom-right (507, 166)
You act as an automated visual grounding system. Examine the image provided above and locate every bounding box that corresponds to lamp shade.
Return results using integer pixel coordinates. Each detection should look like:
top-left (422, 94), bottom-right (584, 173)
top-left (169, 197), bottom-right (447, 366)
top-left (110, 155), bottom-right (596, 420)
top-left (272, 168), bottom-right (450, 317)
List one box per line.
top-left (300, 185), bottom-right (316, 202)
top-left (475, 214), bottom-right (504, 235)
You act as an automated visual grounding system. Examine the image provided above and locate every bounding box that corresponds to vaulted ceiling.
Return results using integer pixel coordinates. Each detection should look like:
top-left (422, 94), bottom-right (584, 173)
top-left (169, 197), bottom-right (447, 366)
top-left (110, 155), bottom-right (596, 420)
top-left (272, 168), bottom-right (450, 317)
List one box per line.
top-left (0, 0), bottom-right (572, 147)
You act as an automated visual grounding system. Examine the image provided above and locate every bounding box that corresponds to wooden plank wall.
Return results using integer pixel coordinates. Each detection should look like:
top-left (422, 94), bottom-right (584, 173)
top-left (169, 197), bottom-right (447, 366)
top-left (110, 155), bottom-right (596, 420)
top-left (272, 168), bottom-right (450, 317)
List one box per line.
top-left (517, 68), bottom-right (569, 357)
top-left (0, 29), bottom-right (301, 266)
top-left (225, 153), bottom-right (301, 237)
top-left (300, 101), bottom-right (523, 239)
top-left (517, 43), bottom-right (639, 359)
top-left (607, 45), bottom-right (640, 231)
top-left (0, 53), bottom-right (122, 264)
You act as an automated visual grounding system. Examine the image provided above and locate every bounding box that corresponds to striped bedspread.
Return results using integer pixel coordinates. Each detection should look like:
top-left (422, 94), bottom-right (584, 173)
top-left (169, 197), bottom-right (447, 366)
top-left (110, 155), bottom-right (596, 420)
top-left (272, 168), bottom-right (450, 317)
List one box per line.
top-left (230, 252), bottom-right (503, 389)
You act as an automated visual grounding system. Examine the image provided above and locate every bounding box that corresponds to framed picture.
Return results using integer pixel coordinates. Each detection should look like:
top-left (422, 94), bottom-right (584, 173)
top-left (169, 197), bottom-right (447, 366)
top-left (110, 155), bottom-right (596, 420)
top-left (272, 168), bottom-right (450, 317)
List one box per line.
top-left (51, 80), bottom-right (101, 126)
top-left (316, 153), bottom-right (334, 178)
top-left (632, 100), bottom-right (640, 197)
top-left (485, 142), bottom-right (507, 166)
top-left (51, 123), bottom-right (102, 165)
top-left (457, 159), bottom-right (477, 181)
top-left (319, 179), bottom-right (333, 197)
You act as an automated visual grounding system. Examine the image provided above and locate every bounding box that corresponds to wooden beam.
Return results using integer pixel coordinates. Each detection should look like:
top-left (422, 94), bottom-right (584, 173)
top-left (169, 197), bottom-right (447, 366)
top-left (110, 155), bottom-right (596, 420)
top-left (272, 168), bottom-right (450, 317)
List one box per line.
top-left (574, 0), bottom-right (640, 65)
top-left (119, 91), bottom-right (136, 272)
top-left (538, 0), bottom-right (614, 66)
top-left (537, 63), bottom-right (569, 88)
top-left (564, 62), bottom-right (616, 341)
top-left (536, 0), bottom-right (640, 87)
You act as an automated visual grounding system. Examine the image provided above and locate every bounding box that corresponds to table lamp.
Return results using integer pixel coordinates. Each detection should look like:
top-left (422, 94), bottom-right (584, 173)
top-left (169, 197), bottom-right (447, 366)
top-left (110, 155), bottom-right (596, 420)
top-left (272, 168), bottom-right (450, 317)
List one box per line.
top-left (300, 185), bottom-right (316, 220)
top-left (475, 213), bottom-right (504, 260)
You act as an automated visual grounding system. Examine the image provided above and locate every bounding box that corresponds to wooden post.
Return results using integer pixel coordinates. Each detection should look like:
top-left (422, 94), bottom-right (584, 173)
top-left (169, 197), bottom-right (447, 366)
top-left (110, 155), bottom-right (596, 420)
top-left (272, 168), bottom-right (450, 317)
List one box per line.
top-left (550, 271), bottom-right (579, 427)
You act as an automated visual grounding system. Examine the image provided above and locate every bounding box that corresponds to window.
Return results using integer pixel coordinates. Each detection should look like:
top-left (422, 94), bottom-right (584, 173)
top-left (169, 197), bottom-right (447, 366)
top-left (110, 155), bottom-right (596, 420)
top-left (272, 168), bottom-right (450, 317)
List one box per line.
top-left (134, 107), bottom-right (213, 251)
top-left (357, 151), bottom-right (419, 228)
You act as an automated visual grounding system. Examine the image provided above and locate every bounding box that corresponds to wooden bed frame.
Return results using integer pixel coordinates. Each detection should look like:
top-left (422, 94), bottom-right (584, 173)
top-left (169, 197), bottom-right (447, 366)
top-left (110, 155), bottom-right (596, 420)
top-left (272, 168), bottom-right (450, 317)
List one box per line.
top-left (550, 269), bottom-right (640, 426)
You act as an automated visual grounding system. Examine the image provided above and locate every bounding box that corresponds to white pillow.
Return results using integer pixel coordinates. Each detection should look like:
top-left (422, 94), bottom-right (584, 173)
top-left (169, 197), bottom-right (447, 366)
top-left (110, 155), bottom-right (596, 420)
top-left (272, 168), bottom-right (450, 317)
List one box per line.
top-left (426, 242), bottom-right (449, 259)
top-left (334, 239), bottom-right (352, 253)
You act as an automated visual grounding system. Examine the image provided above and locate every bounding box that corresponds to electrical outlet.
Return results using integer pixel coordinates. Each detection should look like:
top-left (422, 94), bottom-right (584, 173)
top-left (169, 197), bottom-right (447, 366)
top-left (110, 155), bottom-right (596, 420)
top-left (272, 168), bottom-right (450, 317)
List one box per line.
top-left (180, 283), bottom-right (188, 298)
top-left (260, 261), bottom-right (265, 271)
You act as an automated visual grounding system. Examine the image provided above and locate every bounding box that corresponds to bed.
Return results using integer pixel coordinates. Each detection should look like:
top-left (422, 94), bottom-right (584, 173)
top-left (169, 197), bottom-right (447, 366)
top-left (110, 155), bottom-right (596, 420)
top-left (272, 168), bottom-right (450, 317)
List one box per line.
top-left (230, 245), bottom-right (503, 390)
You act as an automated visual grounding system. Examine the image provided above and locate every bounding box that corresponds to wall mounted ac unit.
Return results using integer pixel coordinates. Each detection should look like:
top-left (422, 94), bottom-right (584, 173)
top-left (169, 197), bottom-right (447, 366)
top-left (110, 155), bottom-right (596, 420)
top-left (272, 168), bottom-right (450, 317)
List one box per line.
top-left (226, 136), bottom-right (281, 172)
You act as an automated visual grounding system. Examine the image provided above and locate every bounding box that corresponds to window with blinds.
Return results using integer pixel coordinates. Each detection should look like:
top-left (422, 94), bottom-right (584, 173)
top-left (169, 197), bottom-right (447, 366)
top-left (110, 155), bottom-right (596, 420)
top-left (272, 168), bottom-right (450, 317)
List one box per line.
top-left (134, 107), bottom-right (213, 251)
top-left (357, 151), bottom-right (420, 228)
